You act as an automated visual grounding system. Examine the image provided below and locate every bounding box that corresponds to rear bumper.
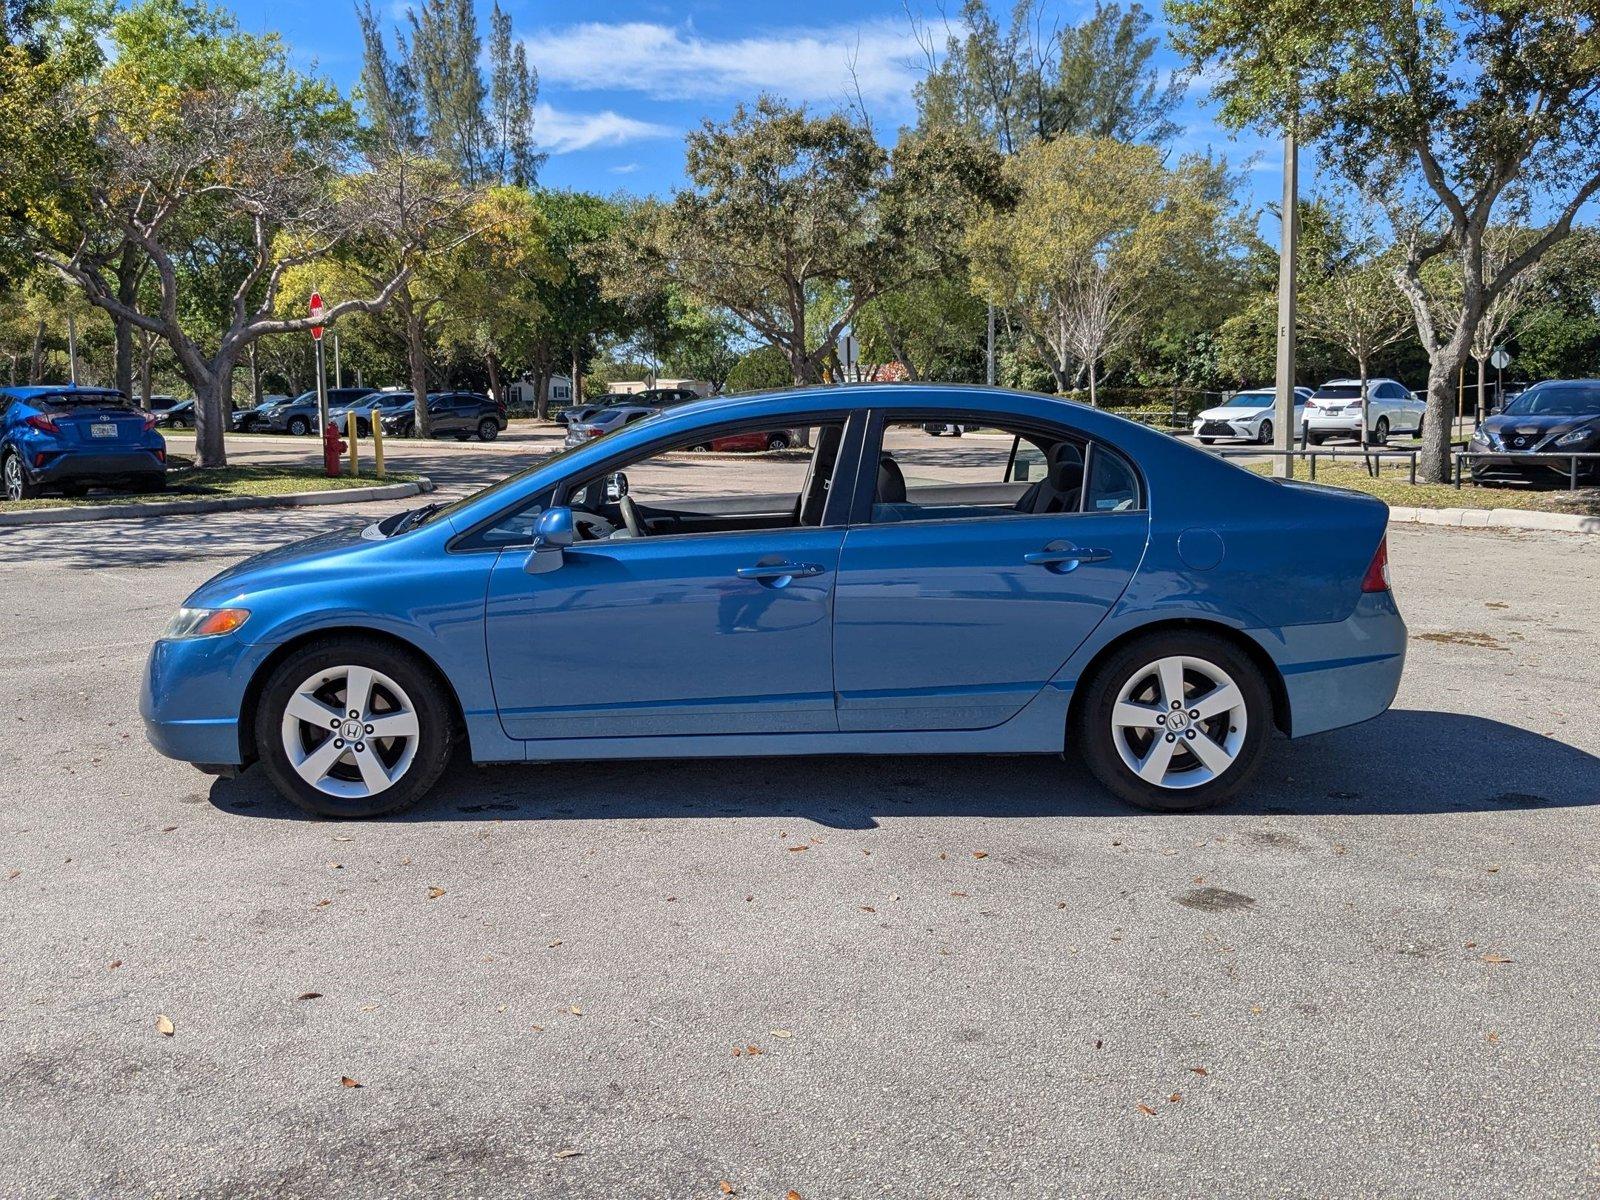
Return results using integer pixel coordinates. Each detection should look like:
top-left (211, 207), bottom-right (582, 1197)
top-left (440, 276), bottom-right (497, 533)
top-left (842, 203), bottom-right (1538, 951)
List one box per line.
top-left (1305, 415), bottom-right (1362, 434)
top-left (31, 449), bottom-right (165, 483)
top-left (1252, 591), bottom-right (1407, 739)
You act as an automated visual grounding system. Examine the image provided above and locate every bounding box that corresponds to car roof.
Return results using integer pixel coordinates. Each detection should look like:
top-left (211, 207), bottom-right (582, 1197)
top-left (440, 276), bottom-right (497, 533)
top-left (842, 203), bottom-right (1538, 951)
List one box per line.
top-left (1319, 378), bottom-right (1400, 386)
top-left (1, 384), bottom-right (128, 400)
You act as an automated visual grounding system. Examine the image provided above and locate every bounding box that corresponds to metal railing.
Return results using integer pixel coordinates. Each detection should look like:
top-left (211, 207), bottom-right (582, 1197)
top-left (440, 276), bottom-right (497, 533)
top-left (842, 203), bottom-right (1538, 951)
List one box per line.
top-left (1454, 450), bottom-right (1600, 492)
top-left (1210, 446), bottom-right (1426, 484)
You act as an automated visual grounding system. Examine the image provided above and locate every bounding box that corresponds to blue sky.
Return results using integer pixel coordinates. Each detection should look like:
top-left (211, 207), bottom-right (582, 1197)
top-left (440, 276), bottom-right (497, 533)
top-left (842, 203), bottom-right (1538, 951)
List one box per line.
top-left (232, 0), bottom-right (1288, 206)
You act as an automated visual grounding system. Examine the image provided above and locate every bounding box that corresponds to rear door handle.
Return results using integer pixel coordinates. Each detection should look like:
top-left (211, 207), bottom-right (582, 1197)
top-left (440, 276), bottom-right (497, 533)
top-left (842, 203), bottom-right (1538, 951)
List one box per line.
top-left (735, 562), bottom-right (825, 581)
top-left (1024, 545), bottom-right (1111, 569)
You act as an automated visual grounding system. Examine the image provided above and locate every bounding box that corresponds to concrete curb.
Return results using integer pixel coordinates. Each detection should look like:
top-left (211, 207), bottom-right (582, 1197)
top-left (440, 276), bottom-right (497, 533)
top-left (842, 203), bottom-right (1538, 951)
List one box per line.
top-left (1388, 504), bottom-right (1600, 536)
top-left (0, 477), bottom-right (434, 527)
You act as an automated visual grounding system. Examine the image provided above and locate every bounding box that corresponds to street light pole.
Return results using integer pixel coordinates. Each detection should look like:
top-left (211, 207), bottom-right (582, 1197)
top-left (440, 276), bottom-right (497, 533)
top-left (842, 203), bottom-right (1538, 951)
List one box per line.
top-left (1272, 121), bottom-right (1299, 480)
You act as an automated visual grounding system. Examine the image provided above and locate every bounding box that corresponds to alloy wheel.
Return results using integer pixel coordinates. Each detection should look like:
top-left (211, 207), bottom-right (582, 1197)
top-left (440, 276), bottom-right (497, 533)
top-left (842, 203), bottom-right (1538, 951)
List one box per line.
top-left (1110, 655), bottom-right (1248, 790)
top-left (279, 664), bottom-right (421, 799)
top-left (3, 455), bottom-right (21, 501)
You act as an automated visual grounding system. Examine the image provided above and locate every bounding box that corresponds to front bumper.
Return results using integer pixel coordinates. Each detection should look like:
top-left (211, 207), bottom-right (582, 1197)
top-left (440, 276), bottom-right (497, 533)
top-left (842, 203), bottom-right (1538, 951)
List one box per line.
top-left (1468, 451), bottom-right (1600, 481)
top-left (140, 633), bottom-right (272, 766)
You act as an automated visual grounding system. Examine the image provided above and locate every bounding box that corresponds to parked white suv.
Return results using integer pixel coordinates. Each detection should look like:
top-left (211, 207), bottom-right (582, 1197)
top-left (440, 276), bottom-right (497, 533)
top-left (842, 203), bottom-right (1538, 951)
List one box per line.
top-left (1192, 387), bottom-right (1313, 444)
top-left (1304, 379), bottom-right (1426, 444)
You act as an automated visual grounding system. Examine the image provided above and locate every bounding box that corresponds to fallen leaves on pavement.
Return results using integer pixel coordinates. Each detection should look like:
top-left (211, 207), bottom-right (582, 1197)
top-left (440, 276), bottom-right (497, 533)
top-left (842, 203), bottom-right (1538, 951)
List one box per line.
top-left (154, 1014), bottom-right (174, 1037)
top-left (340, 1076), bottom-right (362, 1088)
top-left (297, 992), bottom-right (322, 1001)
top-left (426, 886), bottom-right (446, 900)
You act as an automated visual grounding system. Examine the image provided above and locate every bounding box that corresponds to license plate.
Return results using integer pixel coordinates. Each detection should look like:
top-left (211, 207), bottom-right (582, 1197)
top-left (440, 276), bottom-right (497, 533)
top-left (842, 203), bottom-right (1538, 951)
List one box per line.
top-left (90, 423), bottom-right (118, 438)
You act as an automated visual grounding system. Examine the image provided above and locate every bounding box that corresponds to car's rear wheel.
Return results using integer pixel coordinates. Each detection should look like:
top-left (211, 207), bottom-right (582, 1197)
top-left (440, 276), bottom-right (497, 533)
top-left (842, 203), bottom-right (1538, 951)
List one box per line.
top-left (255, 637), bottom-right (455, 818)
top-left (1197, 436), bottom-right (1215, 445)
top-left (1371, 416), bottom-right (1389, 445)
top-left (2, 452), bottom-right (40, 501)
top-left (766, 432), bottom-right (791, 450)
top-left (1306, 432), bottom-right (1327, 446)
top-left (477, 418), bottom-right (499, 442)
top-left (287, 416), bottom-right (311, 436)
top-left (688, 443), bottom-right (711, 452)
top-left (1256, 419), bottom-right (1273, 445)
top-left (1074, 630), bottom-right (1271, 813)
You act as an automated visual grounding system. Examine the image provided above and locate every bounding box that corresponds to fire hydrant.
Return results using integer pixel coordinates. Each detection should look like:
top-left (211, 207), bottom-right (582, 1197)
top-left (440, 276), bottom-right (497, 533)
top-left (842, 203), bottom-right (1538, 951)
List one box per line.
top-left (322, 418), bottom-right (347, 477)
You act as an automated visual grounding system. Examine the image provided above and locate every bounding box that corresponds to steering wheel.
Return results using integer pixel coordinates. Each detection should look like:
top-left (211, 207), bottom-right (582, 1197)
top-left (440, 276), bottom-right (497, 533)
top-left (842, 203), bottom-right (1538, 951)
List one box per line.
top-left (572, 511), bottom-right (615, 540)
top-left (618, 494), bottom-right (648, 538)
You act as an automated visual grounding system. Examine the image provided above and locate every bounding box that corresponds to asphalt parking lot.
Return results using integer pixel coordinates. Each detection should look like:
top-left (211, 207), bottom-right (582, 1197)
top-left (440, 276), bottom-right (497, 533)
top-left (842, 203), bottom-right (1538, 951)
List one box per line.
top-left (2, 435), bottom-right (1598, 1198)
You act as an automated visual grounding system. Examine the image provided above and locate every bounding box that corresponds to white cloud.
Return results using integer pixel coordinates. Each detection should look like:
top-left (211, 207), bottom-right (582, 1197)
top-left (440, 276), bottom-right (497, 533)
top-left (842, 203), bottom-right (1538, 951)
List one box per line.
top-left (534, 104), bottom-right (675, 154)
top-left (609, 162), bottom-right (641, 174)
top-left (525, 19), bottom-right (927, 107)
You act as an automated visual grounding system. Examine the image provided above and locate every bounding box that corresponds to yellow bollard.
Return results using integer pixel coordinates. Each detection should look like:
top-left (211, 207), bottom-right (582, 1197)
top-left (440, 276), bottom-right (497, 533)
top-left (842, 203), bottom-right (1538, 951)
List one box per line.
top-left (347, 417), bottom-right (359, 477)
top-left (371, 417), bottom-right (384, 477)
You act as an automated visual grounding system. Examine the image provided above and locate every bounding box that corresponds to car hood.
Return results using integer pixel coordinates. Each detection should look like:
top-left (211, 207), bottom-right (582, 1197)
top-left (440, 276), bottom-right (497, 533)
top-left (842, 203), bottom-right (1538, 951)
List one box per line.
top-left (1483, 412), bottom-right (1599, 441)
top-left (185, 523), bottom-right (375, 606)
top-left (1197, 405), bottom-right (1268, 421)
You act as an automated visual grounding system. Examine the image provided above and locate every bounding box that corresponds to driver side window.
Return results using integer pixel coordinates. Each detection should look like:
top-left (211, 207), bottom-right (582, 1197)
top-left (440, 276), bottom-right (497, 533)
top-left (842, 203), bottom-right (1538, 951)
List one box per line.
top-left (564, 421), bottom-right (847, 540)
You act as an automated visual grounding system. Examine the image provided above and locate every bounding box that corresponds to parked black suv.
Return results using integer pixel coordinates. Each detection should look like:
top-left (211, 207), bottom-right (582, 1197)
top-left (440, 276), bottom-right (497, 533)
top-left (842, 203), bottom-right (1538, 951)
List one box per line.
top-left (236, 388), bottom-right (377, 435)
top-left (380, 392), bottom-right (508, 441)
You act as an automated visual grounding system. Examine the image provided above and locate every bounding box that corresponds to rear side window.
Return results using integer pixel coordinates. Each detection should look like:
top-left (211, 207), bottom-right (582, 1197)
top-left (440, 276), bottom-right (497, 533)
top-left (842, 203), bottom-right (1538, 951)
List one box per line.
top-left (1084, 445), bottom-right (1141, 513)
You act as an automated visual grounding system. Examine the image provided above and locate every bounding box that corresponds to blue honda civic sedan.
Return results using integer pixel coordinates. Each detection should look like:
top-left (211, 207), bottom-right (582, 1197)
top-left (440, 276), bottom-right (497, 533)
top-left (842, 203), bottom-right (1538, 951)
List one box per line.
top-left (2, 385), bottom-right (168, 500)
top-left (142, 385), bottom-right (1405, 817)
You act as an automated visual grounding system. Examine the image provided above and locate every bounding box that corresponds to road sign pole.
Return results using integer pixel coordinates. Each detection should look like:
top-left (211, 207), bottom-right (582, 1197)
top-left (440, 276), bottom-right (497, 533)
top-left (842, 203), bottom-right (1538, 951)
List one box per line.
top-left (315, 337), bottom-right (328, 434)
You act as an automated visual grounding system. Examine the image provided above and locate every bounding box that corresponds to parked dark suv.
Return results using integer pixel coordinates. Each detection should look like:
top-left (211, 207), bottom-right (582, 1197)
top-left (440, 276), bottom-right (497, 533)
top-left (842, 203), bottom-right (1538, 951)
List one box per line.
top-left (236, 388), bottom-right (376, 435)
top-left (380, 392), bottom-right (508, 441)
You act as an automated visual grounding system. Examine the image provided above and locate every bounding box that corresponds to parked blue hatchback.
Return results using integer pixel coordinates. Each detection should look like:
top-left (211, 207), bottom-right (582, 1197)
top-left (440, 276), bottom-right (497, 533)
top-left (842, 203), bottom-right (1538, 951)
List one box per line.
top-left (142, 385), bottom-right (1405, 818)
top-left (1, 385), bottom-right (167, 500)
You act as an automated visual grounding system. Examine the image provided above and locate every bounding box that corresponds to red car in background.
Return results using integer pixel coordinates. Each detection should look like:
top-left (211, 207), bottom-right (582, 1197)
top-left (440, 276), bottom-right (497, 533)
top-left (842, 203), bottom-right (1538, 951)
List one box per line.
top-left (687, 428), bottom-right (796, 452)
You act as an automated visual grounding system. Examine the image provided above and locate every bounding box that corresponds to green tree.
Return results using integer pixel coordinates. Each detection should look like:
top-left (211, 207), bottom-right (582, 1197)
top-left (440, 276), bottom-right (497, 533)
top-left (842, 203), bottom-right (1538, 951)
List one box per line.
top-left (486, 1), bottom-right (542, 186)
top-left (406, 0), bottom-right (491, 184)
top-left (21, 0), bottom-right (425, 465)
top-left (611, 99), bottom-right (1000, 385)
top-left (723, 345), bottom-right (792, 393)
top-left (966, 135), bottom-right (1224, 402)
top-left (1168, 0), bottom-right (1600, 480)
top-left (525, 190), bottom-right (628, 416)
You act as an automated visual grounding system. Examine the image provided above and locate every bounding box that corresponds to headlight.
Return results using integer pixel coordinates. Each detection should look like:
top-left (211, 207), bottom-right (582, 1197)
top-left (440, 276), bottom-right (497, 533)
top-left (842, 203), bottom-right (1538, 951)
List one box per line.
top-left (1554, 427), bottom-right (1594, 447)
top-left (162, 607), bottom-right (250, 639)
top-left (1470, 428), bottom-right (1490, 447)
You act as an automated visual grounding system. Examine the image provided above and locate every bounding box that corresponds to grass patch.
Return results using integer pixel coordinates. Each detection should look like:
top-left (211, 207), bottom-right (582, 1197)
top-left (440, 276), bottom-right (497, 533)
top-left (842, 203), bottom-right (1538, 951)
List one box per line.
top-left (1, 465), bottom-right (418, 510)
top-left (1251, 460), bottom-right (1600, 517)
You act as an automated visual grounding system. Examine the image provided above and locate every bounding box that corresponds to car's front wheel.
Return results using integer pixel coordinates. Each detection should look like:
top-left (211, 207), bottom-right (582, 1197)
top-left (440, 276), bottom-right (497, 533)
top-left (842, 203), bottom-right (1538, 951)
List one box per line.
top-left (1074, 630), bottom-right (1271, 812)
top-left (766, 432), bottom-right (791, 450)
top-left (1256, 419), bottom-right (1273, 445)
top-left (255, 637), bottom-right (455, 818)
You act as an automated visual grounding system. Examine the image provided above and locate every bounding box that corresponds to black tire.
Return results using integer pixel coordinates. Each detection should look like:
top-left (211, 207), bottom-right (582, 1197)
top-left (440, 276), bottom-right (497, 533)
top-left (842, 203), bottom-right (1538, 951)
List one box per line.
top-left (1414, 416), bottom-right (1424, 441)
top-left (254, 636), bottom-right (455, 819)
top-left (287, 416), bottom-right (311, 436)
top-left (1197, 436), bottom-right (1216, 445)
top-left (1306, 432), bottom-right (1327, 446)
top-left (1371, 416), bottom-right (1389, 445)
top-left (1257, 419), bottom-right (1274, 445)
top-left (766, 432), bottom-right (791, 451)
top-left (1073, 629), bottom-right (1272, 813)
top-left (2, 452), bottom-right (41, 501)
top-left (689, 443), bottom-right (711, 453)
top-left (477, 418), bottom-right (499, 442)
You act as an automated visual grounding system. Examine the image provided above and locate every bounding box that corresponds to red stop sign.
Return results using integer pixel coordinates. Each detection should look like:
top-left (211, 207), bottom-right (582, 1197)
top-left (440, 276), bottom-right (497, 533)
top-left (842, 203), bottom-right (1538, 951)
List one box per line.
top-left (309, 292), bottom-right (325, 341)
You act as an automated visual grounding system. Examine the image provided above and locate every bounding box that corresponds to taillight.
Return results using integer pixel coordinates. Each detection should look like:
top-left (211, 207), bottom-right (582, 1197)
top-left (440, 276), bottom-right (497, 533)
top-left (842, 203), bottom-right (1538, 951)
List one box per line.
top-left (1361, 536), bottom-right (1391, 593)
top-left (23, 415), bottom-right (59, 434)
top-left (143, 413), bottom-right (159, 431)
top-left (154, 449), bottom-right (165, 463)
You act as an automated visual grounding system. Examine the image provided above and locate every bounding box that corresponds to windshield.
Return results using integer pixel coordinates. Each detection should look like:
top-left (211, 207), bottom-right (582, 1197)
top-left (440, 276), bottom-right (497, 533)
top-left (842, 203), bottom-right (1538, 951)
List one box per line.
top-left (1503, 386), bottom-right (1600, 417)
top-left (1313, 385), bottom-right (1362, 400)
top-left (1223, 392), bottom-right (1275, 408)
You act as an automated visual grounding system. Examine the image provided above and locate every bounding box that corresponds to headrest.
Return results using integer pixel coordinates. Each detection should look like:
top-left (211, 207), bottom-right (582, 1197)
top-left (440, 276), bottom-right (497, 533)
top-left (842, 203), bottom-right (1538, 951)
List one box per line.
top-left (877, 454), bottom-right (907, 504)
top-left (1050, 460), bottom-right (1084, 491)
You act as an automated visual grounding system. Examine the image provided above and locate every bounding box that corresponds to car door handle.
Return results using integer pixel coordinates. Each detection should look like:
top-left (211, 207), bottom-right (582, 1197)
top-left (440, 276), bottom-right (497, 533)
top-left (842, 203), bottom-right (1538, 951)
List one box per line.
top-left (1024, 546), bottom-right (1111, 568)
top-left (735, 562), bottom-right (825, 581)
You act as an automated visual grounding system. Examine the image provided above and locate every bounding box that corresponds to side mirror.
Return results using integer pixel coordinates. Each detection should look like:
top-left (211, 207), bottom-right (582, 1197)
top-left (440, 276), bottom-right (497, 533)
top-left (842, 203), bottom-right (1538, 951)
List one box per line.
top-left (605, 471), bottom-right (629, 501)
top-left (523, 506), bottom-right (574, 574)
